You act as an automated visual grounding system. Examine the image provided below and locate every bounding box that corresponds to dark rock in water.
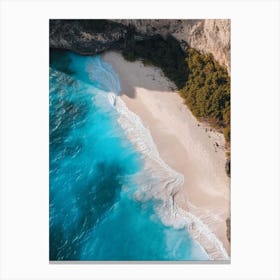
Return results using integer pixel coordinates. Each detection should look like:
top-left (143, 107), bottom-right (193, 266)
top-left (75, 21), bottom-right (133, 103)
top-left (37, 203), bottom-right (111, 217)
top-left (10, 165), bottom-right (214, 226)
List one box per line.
top-left (225, 158), bottom-right (230, 177)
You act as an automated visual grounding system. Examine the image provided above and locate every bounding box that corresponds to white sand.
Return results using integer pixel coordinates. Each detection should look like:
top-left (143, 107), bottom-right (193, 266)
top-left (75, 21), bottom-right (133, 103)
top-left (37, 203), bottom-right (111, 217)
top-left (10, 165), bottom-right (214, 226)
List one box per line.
top-left (103, 51), bottom-right (230, 260)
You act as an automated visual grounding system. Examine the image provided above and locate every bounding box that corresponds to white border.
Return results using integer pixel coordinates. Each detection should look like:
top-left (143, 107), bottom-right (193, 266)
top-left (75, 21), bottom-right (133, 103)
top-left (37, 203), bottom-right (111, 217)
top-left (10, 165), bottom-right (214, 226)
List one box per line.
top-left (1, 0), bottom-right (279, 279)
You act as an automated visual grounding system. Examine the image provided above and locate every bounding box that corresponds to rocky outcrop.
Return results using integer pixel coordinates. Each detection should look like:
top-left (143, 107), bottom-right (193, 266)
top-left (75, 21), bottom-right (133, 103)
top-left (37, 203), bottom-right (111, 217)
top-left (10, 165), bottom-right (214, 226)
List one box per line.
top-left (50, 19), bottom-right (230, 72)
top-left (49, 20), bottom-right (131, 55)
top-left (112, 19), bottom-right (230, 71)
top-left (225, 158), bottom-right (231, 177)
top-left (226, 217), bottom-right (231, 242)
top-left (185, 20), bottom-right (230, 72)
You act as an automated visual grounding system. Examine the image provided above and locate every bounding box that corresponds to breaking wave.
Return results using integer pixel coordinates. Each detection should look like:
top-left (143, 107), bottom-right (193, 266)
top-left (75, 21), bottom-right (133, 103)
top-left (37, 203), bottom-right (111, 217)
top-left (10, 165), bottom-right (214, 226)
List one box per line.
top-left (108, 91), bottom-right (229, 260)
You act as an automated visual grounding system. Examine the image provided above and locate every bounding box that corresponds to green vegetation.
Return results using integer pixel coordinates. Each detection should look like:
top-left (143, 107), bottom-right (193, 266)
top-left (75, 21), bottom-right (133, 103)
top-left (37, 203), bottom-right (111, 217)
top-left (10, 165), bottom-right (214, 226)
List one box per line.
top-left (180, 48), bottom-right (230, 143)
top-left (122, 35), bottom-right (188, 89)
top-left (223, 126), bottom-right (230, 143)
top-left (122, 37), bottom-right (230, 144)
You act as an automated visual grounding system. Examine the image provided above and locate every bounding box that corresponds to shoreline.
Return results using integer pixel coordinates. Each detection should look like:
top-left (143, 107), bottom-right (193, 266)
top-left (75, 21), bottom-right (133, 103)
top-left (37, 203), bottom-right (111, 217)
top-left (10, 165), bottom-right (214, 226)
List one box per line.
top-left (102, 51), bottom-right (230, 260)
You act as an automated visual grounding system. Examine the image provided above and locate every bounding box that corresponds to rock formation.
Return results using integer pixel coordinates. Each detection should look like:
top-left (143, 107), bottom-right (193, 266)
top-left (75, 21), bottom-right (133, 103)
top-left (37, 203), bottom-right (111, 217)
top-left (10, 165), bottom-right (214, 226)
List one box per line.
top-left (225, 158), bottom-right (231, 177)
top-left (226, 217), bottom-right (231, 242)
top-left (50, 19), bottom-right (230, 72)
top-left (112, 19), bottom-right (230, 71)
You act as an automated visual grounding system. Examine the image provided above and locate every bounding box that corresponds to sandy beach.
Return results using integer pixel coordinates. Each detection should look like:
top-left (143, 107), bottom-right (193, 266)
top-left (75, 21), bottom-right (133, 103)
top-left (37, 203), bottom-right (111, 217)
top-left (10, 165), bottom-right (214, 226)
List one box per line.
top-left (103, 51), bottom-right (230, 260)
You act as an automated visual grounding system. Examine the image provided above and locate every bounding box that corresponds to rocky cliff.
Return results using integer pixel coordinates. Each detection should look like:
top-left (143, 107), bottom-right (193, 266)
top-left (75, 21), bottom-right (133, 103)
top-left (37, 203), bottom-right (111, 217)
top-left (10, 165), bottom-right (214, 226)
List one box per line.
top-left (49, 20), bottom-right (130, 55)
top-left (112, 19), bottom-right (230, 71)
top-left (50, 19), bottom-right (230, 72)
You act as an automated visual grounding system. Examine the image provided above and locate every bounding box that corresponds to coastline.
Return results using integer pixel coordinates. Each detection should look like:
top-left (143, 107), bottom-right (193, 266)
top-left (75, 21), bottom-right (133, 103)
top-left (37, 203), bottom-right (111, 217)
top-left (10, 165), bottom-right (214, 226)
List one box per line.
top-left (102, 51), bottom-right (230, 260)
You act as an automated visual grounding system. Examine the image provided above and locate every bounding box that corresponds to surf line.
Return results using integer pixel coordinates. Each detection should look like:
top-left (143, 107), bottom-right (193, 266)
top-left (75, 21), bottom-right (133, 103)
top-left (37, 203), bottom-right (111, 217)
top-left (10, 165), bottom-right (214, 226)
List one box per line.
top-left (107, 91), bottom-right (229, 261)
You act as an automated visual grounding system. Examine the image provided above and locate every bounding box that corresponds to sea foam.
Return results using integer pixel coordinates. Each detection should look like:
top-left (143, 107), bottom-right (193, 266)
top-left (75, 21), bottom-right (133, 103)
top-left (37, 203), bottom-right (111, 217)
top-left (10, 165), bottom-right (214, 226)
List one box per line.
top-left (107, 90), bottom-right (229, 261)
top-left (51, 50), bottom-right (217, 260)
top-left (72, 51), bottom-right (228, 260)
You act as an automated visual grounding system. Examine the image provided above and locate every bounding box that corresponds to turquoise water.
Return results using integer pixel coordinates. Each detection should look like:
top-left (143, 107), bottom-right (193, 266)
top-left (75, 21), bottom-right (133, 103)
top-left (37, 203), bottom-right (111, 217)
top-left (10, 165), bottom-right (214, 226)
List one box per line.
top-left (49, 49), bottom-right (209, 261)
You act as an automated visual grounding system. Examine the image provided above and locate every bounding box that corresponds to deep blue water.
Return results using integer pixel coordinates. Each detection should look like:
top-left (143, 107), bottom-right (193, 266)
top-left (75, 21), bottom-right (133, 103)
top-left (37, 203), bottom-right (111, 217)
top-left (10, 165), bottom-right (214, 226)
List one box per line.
top-left (49, 49), bottom-right (208, 261)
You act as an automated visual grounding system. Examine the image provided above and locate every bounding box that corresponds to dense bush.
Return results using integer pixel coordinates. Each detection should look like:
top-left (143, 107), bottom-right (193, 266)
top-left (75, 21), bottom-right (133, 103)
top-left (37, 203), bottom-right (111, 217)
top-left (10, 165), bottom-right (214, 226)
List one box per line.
top-left (223, 126), bottom-right (230, 143)
top-left (122, 50), bottom-right (137, 62)
top-left (180, 48), bottom-right (230, 142)
top-left (122, 39), bottom-right (230, 144)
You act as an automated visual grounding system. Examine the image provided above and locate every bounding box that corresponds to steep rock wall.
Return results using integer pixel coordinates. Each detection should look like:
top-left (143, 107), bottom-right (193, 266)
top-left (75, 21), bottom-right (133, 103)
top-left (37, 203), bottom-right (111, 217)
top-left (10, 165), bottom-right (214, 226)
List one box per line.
top-left (50, 19), bottom-right (230, 72)
top-left (112, 19), bottom-right (230, 71)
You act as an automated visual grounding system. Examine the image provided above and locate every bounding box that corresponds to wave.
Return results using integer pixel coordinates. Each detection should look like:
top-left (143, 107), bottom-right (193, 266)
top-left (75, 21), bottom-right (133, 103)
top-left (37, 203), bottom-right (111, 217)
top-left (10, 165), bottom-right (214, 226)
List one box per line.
top-left (86, 56), bottom-right (121, 94)
top-left (82, 55), bottom-right (228, 260)
top-left (107, 91), bottom-right (229, 261)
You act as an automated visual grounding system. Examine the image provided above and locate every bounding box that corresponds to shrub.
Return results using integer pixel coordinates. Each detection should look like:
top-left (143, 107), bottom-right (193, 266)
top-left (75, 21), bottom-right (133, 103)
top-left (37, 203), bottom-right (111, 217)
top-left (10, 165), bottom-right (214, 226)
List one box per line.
top-left (122, 40), bottom-right (231, 143)
top-left (122, 50), bottom-right (136, 62)
top-left (181, 48), bottom-right (230, 142)
top-left (223, 126), bottom-right (230, 142)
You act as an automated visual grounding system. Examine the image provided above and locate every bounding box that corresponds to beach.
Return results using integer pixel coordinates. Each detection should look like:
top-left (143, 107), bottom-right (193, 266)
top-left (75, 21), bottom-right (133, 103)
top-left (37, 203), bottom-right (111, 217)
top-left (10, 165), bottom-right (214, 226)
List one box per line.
top-left (103, 51), bottom-right (230, 259)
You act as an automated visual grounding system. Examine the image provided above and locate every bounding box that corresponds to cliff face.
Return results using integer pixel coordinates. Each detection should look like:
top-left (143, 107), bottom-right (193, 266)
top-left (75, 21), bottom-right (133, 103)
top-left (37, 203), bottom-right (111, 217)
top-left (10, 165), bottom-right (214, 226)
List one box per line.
top-left (112, 19), bottom-right (230, 71)
top-left (50, 19), bottom-right (230, 71)
top-left (183, 20), bottom-right (230, 72)
top-left (49, 20), bottom-right (131, 54)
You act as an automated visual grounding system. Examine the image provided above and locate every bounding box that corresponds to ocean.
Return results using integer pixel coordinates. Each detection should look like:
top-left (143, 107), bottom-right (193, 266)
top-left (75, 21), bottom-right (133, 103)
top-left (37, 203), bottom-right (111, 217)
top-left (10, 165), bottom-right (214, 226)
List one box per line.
top-left (49, 49), bottom-right (209, 261)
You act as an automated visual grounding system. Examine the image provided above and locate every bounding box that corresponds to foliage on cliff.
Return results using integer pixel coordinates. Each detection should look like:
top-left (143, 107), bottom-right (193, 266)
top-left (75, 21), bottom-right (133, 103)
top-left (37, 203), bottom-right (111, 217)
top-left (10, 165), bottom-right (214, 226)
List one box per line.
top-left (180, 48), bottom-right (230, 143)
top-left (121, 37), bottom-right (230, 144)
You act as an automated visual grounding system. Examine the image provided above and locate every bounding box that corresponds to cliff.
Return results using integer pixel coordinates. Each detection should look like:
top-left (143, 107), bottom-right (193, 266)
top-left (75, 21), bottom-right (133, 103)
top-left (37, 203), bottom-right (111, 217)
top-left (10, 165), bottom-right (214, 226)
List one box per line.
top-left (112, 19), bottom-right (230, 71)
top-left (49, 19), bottom-right (230, 72)
top-left (49, 20), bottom-right (130, 55)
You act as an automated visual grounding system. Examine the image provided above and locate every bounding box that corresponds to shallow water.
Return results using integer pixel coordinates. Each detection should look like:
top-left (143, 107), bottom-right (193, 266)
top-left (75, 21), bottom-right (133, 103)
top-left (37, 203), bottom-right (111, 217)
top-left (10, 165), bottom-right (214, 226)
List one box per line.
top-left (49, 49), bottom-right (209, 261)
